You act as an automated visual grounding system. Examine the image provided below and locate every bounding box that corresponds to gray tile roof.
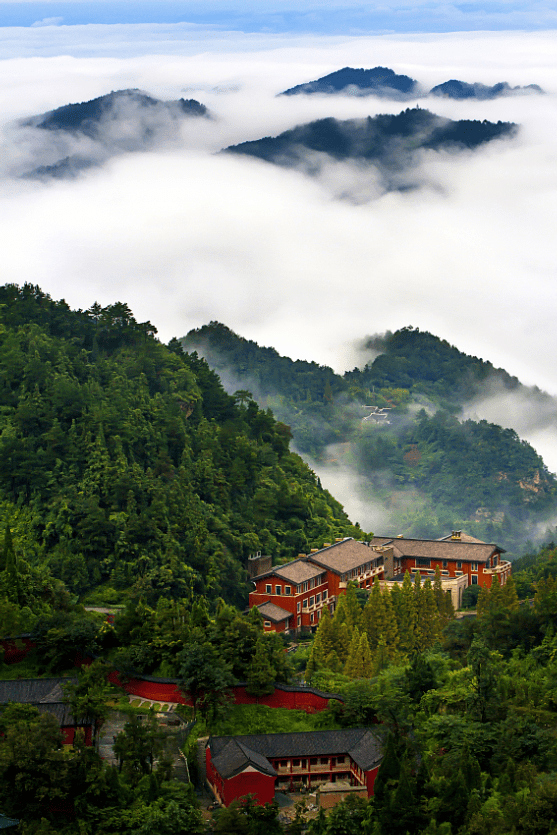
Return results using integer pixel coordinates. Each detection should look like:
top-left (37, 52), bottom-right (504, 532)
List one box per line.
top-left (256, 602), bottom-right (292, 622)
top-left (253, 559), bottom-right (324, 584)
top-left (211, 738), bottom-right (277, 780)
top-left (209, 728), bottom-right (382, 778)
top-left (0, 678), bottom-right (76, 705)
top-left (308, 539), bottom-right (375, 575)
top-left (369, 535), bottom-right (503, 563)
top-left (0, 814), bottom-right (19, 830)
top-left (0, 678), bottom-right (91, 728)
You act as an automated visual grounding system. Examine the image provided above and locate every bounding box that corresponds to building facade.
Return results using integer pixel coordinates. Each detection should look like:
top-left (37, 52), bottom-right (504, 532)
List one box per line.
top-left (249, 531), bottom-right (511, 633)
top-left (206, 728), bottom-right (382, 807)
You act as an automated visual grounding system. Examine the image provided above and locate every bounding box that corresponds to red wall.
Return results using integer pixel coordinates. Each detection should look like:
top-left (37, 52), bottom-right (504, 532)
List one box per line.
top-left (107, 670), bottom-right (338, 713)
top-left (1, 636), bottom-right (36, 664)
top-left (365, 764), bottom-right (380, 796)
top-left (61, 725), bottom-right (93, 746)
top-left (206, 747), bottom-right (275, 806)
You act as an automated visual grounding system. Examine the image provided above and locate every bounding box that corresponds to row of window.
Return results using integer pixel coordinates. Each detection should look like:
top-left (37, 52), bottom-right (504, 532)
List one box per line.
top-left (339, 560), bottom-right (383, 583)
top-left (416, 558), bottom-right (480, 571)
top-left (275, 756), bottom-right (346, 768)
top-left (264, 574), bottom-right (327, 596)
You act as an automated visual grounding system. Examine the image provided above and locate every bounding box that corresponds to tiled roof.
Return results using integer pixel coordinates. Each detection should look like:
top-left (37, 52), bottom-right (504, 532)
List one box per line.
top-left (0, 678), bottom-right (91, 728)
top-left (211, 738), bottom-right (277, 780)
top-left (256, 602), bottom-right (292, 622)
top-left (0, 678), bottom-right (76, 704)
top-left (209, 728), bottom-right (382, 777)
top-left (0, 813), bottom-right (19, 830)
top-left (253, 559), bottom-right (324, 584)
top-left (308, 539), bottom-right (375, 575)
top-left (369, 536), bottom-right (503, 563)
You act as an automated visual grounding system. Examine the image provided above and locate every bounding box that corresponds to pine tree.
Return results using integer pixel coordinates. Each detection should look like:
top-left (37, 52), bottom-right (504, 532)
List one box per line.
top-left (343, 627), bottom-right (361, 678)
top-left (2, 523), bottom-right (19, 605)
top-left (501, 576), bottom-right (520, 611)
top-left (359, 632), bottom-right (373, 678)
top-left (381, 587), bottom-right (400, 660)
top-left (363, 578), bottom-right (383, 650)
top-left (418, 578), bottom-right (441, 650)
top-left (397, 571), bottom-right (417, 657)
top-left (246, 637), bottom-right (276, 698)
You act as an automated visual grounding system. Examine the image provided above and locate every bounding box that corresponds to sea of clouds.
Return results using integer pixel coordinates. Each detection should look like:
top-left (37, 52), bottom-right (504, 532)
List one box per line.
top-left (0, 25), bottom-right (557, 487)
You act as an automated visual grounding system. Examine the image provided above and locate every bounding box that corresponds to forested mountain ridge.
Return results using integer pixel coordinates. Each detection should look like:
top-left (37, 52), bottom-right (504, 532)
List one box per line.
top-left (183, 322), bottom-right (556, 553)
top-left (0, 284), bottom-right (364, 610)
top-left (225, 108), bottom-right (517, 173)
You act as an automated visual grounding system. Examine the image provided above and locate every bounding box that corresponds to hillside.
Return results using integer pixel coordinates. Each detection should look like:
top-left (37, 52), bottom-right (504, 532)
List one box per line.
top-left (0, 284), bottom-right (364, 609)
top-left (183, 323), bottom-right (557, 554)
top-left (224, 109), bottom-right (517, 192)
top-left (278, 66), bottom-right (542, 99)
top-left (18, 89), bottom-right (209, 180)
top-left (280, 66), bottom-right (421, 98)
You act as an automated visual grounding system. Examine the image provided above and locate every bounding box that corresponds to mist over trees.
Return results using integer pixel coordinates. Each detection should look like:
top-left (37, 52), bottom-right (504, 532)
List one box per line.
top-left (183, 323), bottom-right (557, 554)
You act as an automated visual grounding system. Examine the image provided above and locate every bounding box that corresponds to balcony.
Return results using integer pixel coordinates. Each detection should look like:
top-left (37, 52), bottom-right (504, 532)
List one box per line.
top-left (484, 560), bottom-right (512, 575)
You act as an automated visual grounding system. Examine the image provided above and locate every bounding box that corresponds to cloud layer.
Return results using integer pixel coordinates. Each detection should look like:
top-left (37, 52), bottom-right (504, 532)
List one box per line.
top-left (0, 31), bottom-right (556, 430)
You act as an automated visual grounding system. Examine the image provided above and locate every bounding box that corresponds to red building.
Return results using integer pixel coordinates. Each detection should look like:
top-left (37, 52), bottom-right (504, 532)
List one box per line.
top-left (370, 530), bottom-right (511, 589)
top-left (206, 728), bottom-right (382, 806)
top-left (0, 678), bottom-right (93, 746)
top-left (249, 531), bottom-right (511, 633)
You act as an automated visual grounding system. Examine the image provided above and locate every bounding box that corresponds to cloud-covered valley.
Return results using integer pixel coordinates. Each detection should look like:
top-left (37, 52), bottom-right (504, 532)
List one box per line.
top-left (1, 27), bottom-right (557, 484)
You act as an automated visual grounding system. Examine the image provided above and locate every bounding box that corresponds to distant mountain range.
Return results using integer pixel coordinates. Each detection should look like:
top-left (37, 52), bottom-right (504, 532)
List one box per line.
top-left (15, 75), bottom-right (530, 183)
top-left (19, 88), bottom-right (209, 180)
top-left (225, 108), bottom-right (517, 192)
top-left (279, 66), bottom-right (543, 99)
top-left (281, 67), bottom-right (420, 98)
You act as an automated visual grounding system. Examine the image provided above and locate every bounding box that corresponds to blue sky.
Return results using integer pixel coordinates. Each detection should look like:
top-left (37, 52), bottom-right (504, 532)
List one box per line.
top-left (0, 0), bottom-right (556, 33)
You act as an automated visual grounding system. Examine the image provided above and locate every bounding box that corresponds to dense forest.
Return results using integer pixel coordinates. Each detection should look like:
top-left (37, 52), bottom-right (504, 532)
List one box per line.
top-left (4, 541), bottom-right (557, 833)
top-left (0, 284), bottom-right (364, 615)
top-left (183, 323), bottom-right (557, 552)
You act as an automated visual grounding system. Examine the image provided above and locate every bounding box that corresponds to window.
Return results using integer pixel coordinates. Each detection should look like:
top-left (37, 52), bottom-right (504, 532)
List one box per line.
top-left (281, 761), bottom-right (287, 767)
top-left (264, 620), bottom-right (271, 627)
top-left (293, 760), bottom-right (300, 767)
top-left (297, 616), bottom-right (301, 626)
top-left (336, 757), bottom-right (345, 764)
top-left (309, 596), bottom-right (315, 607)
top-left (471, 562), bottom-right (478, 572)
top-left (323, 590), bottom-right (328, 600)
top-left (320, 758), bottom-right (329, 765)
top-left (417, 558), bottom-right (431, 567)
top-left (275, 585), bottom-right (282, 595)
top-left (310, 613), bottom-right (314, 623)
top-left (265, 584), bottom-right (272, 594)
top-left (296, 585), bottom-right (302, 594)
top-left (303, 599), bottom-right (308, 609)
top-left (471, 575), bottom-right (478, 585)
top-left (442, 560), bottom-right (448, 569)
top-left (457, 561), bottom-right (462, 569)
top-left (297, 602), bottom-right (301, 613)
top-left (316, 593), bottom-right (321, 604)
top-left (310, 758), bottom-right (317, 765)
top-left (303, 581), bottom-right (309, 592)
top-left (317, 609), bottom-right (321, 619)
top-left (310, 579), bottom-right (315, 589)
top-left (285, 586), bottom-right (292, 595)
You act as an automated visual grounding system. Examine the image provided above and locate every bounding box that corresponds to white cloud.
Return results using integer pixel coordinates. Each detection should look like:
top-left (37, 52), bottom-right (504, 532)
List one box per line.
top-left (0, 28), bottom-right (556, 415)
top-left (31, 16), bottom-right (63, 27)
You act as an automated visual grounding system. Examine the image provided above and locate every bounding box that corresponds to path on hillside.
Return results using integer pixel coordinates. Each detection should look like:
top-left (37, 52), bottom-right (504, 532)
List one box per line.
top-left (97, 710), bottom-right (190, 782)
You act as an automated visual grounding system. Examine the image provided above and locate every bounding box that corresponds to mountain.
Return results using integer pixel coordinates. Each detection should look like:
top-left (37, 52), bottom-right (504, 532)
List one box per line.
top-left (280, 66), bottom-right (421, 98)
top-left (278, 66), bottom-right (543, 100)
top-left (19, 89), bottom-right (209, 180)
top-left (183, 323), bottom-right (557, 555)
top-left (224, 108), bottom-right (517, 191)
top-left (429, 79), bottom-right (544, 99)
top-left (22, 88), bottom-right (208, 138)
top-left (0, 284), bottom-right (364, 608)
